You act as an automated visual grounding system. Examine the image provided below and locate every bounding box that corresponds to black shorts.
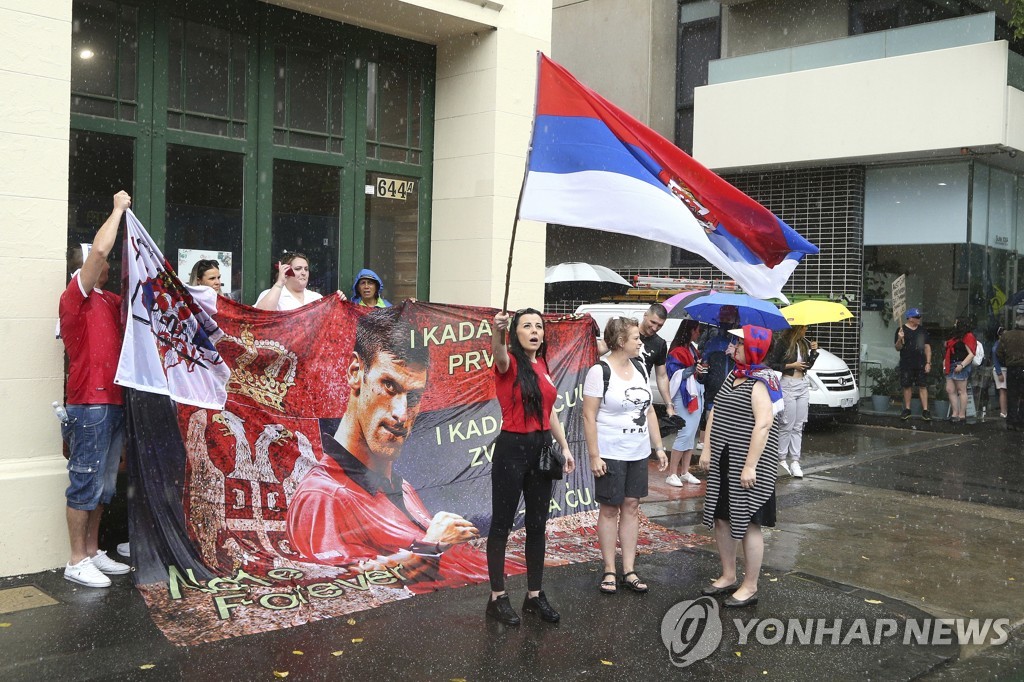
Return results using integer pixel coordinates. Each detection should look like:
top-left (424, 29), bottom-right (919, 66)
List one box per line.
top-left (594, 458), bottom-right (648, 506)
top-left (899, 366), bottom-right (928, 388)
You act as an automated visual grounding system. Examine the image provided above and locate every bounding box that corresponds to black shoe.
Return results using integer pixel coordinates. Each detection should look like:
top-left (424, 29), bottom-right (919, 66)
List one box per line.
top-left (724, 592), bottom-right (759, 608)
top-left (486, 594), bottom-right (521, 625)
top-left (522, 591), bottom-right (560, 623)
top-left (921, 409), bottom-right (932, 422)
top-left (900, 409), bottom-right (911, 420)
top-left (701, 581), bottom-right (739, 596)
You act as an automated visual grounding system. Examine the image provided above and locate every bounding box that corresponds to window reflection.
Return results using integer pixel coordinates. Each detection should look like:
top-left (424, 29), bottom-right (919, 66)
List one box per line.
top-left (271, 161), bottom-right (340, 295)
top-left (164, 145), bottom-right (244, 299)
top-left (71, 0), bottom-right (138, 120)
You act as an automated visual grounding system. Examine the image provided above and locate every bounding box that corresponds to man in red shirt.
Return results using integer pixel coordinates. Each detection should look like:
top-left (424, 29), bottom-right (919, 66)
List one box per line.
top-left (287, 307), bottom-right (519, 592)
top-left (58, 191), bottom-right (133, 588)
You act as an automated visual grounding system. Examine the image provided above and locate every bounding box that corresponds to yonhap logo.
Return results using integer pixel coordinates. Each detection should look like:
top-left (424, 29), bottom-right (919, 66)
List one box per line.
top-left (661, 597), bottom-right (723, 668)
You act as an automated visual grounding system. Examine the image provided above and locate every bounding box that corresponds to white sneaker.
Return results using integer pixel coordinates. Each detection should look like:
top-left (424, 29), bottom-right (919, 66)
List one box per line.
top-left (790, 461), bottom-right (804, 478)
top-left (64, 557), bottom-right (111, 588)
top-left (91, 549), bottom-right (130, 575)
top-left (695, 442), bottom-right (704, 450)
top-left (665, 474), bottom-right (683, 487)
top-left (681, 472), bottom-right (701, 485)
top-left (779, 460), bottom-right (792, 476)
top-left (117, 542), bottom-right (130, 557)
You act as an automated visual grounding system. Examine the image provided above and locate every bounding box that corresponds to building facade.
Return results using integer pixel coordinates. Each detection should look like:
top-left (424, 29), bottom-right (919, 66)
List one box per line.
top-left (551, 0), bottom-right (1024, 385)
top-left (1, 0), bottom-right (550, 576)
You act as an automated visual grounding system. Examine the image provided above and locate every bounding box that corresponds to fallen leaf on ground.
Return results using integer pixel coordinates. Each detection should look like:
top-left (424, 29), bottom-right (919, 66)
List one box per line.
top-left (769, 578), bottom-right (778, 582)
top-left (273, 672), bottom-right (289, 679)
top-left (0, 623), bottom-right (10, 628)
top-left (735, 651), bottom-right (742, 657)
top-left (861, 556), bottom-right (870, 560)
top-left (331, 651), bottom-right (344, 657)
top-left (347, 618), bottom-right (356, 625)
top-left (352, 638), bottom-right (363, 643)
top-left (600, 660), bottom-right (613, 666)
top-left (864, 599), bottom-right (883, 604)
top-left (292, 651), bottom-right (303, 655)
top-left (139, 664), bottom-right (155, 670)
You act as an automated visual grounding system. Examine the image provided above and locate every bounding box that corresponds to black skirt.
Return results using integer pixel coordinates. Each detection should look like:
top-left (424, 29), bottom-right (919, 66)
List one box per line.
top-left (712, 444), bottom-right (777, 529)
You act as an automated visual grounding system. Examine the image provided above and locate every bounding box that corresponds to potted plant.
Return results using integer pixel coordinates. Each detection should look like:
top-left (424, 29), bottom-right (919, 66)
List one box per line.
top-left (864, 366), bottom-right (900, 413)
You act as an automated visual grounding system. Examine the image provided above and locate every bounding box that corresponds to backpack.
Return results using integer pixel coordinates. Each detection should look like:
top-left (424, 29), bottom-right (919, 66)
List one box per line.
top-left (600, 357), bottom-right (649, 402)
top-left (972, 337), bottom-right (984, 366)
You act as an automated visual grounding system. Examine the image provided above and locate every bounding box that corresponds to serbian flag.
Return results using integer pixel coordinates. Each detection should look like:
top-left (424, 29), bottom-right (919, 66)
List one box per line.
top-left (520, 54), bottom-right (817, 300)
top-left (114, 209), bottom-right (230, 409)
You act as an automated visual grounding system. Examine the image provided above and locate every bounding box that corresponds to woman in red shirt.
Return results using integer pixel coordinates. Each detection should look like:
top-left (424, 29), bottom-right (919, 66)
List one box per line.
top-left (486, 308), bottom-right (575, 626)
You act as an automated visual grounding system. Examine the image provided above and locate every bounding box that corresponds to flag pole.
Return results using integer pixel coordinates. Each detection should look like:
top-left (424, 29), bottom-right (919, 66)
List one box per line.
top-left (501, 52), bottom-right (544, 314)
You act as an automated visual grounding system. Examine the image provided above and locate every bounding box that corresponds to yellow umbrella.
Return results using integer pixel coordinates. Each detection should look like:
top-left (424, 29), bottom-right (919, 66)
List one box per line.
top-left (779, 300), bottom-right (853, 325)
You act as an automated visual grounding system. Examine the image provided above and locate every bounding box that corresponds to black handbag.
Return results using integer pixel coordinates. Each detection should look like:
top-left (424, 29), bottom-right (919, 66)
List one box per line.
top-left (538, 439), bottom-right (565, 480)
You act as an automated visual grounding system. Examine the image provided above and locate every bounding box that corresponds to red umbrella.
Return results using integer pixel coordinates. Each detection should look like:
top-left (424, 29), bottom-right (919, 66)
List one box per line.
top-left (663, 289), bottom-right (713, 319)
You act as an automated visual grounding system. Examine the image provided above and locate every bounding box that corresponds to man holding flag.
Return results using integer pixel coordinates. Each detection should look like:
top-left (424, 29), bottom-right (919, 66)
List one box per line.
top-left (58, 190), bottom-right (133, 587)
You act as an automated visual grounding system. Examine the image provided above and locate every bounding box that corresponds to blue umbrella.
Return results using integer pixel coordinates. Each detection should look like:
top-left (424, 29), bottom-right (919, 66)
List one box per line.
top-left (683, 292), bottom-right (790, 330)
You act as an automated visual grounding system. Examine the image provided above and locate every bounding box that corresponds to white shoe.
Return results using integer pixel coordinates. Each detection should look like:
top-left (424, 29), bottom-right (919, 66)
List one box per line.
top-left (779, 460), bottom-right (792, 476)
top-left (790, 461), bottom-right (804, 478)
top-left (665, 474), bottom-right (683, 487)
top-left (695, 442), bottom-right (704, 450)
top-left (64, 557), bottom-right (111, 588)
top-left (117, 542), bottom-right (130, 557)
top-left (681, 472), bottom-right (701, 485)
top-left (91, 549), bottom-right (130, 575)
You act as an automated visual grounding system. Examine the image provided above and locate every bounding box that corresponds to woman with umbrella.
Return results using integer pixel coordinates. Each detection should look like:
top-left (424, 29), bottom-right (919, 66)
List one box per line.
top-left (697, 325), bottom-right (783, 607)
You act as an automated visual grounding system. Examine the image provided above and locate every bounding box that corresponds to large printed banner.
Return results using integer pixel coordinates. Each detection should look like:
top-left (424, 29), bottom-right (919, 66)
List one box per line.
top-left (127, 297), bottom-right (704, 645)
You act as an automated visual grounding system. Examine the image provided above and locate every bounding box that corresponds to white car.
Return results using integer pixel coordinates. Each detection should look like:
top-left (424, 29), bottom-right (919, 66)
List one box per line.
top-left (574, 302), bottom-right (859, 419)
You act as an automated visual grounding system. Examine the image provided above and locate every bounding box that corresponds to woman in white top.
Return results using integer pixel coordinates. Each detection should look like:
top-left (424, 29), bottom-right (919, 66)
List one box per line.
top-left (582, 317), bottom-right (667, 596)
top-left (255, 252), bottom-right (336, 311)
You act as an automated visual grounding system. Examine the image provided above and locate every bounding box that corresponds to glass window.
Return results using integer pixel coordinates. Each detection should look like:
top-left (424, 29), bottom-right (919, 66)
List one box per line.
top-left (675, 14), bottom-right (719, 153)
top-left (364, 172), bottom-right (419, 300)
top-left (71, 0), bottom-right (138, 120)
top-left (864, 164), bottom-right (969, 245)
top-left (366, 61), bottom-right (423, 163)
top-left (67, 130), bottom-right (135, 290)
top-left (167, 17), bottom-right (248, 138)
top-left (164, 145), bottom-right (245, 299)
top-left (273, 45), bottom-right (345, 152)
top-left (271, 161), bottom-right (341, 295)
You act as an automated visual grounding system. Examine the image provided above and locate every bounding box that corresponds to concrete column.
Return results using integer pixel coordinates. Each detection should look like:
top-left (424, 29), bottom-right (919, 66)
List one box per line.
top-left (0, 0), bottom-right (74, 575)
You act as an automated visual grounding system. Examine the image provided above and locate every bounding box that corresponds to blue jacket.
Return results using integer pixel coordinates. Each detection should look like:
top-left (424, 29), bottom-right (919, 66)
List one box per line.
top-left (351, 268), bottom-right (391, 307)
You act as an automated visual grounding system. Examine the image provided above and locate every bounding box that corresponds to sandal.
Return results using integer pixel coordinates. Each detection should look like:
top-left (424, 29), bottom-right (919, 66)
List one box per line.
top-left (598, 572), bottom-right (617, 595)
top-left (620, 571), bottom-right (649, 593)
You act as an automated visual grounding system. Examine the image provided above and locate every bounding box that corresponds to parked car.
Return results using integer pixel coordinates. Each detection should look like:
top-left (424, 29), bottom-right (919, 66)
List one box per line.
top-left (574, 302), bottom-right (858, 419)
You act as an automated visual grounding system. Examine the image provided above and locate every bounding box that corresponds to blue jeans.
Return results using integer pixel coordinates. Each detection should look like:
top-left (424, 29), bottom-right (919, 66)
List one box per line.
top-left (62, 404), bottom-right (125, 511)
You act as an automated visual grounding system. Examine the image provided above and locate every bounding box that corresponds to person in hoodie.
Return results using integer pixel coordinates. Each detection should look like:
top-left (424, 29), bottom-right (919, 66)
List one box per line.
top-left (352, 269), bottom-right (392, 308)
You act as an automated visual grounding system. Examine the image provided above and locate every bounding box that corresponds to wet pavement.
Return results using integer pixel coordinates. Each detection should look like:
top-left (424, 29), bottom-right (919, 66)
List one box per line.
top-left (2, 413), bottom-right (1023, 681)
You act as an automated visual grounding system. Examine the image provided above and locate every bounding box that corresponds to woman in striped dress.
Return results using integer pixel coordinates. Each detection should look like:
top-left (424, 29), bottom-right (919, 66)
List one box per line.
top-left (698, 324), bottom-right (783, 608)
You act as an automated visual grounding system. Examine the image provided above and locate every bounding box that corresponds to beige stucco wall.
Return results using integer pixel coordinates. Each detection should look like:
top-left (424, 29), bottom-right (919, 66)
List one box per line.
top-left (549, 0), bottom-right (677, 269)
top-left (0, 0), bottom-right (75, 576)
top-left (0, 0), bottom-right (549, 576)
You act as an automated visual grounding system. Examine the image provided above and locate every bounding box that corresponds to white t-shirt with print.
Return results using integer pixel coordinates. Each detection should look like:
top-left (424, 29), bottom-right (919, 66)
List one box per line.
top-left (583, 361), bottom-right (653, 461)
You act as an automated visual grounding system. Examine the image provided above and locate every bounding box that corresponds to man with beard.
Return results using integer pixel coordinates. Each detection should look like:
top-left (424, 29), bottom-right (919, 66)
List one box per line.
top-left (287, 306), bottom-right (519, 591)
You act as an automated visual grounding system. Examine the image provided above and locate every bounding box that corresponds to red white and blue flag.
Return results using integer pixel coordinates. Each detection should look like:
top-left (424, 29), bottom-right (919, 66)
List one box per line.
top-left (115, 210), bottom-right (229, 409)
top-left (520, 54), bottom-right (818, 300)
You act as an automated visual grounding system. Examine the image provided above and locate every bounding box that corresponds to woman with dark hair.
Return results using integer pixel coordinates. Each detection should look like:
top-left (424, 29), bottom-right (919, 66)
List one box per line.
top-left (255, 252), bottom-right (334, 311)
top-left (943, 317), bottom-right (977, 423)
top-left (698, 325), bottom-right (783, 608)
top-left (486, 308), bottom-right (575, 625)
top-left (188, 259), bottom-right (223, 295)
top-left (665, 319), bottom-right (706, 486)
top-left (766, 325), bottom-right (818, 477)
top-left (583, 317), bottom-right (667, 596)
